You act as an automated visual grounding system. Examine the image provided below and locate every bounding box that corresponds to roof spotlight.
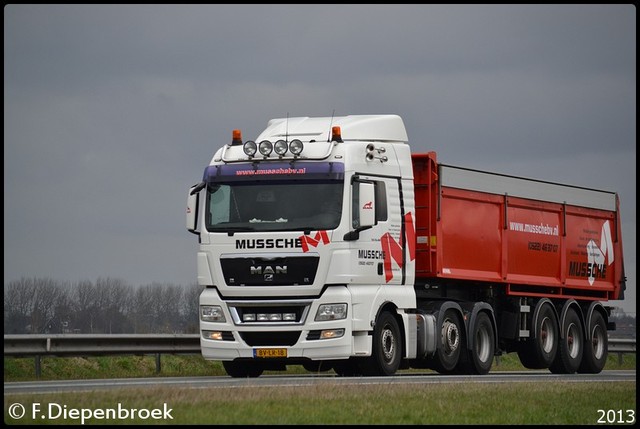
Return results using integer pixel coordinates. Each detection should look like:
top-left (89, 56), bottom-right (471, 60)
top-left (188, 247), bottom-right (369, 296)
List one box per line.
top-left (243, 140), bottom-right (257, 157)
top-left (258, 140), bottom-right (273, 156)
top-left (274, 140), bottom-right (288, 156)
top-left (289, 139), bottom-right (304, 156)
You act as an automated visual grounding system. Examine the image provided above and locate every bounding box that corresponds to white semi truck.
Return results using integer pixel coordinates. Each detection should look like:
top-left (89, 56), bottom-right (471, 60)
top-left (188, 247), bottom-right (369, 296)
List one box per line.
top-left (186, 115), bottom-right (625, 377)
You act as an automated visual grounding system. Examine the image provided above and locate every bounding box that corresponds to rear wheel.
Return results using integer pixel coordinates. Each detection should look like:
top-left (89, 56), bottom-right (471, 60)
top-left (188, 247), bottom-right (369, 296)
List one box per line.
top-left (223, 360), bottom-right (264, 378)
top-left (578, 311), bottom-right (608, 374)
top-left (518, 302), bottom-right (558, 369)
top-left (359, 311), bottom-right (402, 376)
top-left (462, 312), bottom-right (495, 375)
top-left (433, 309), bottom-right (464, 373)
top-left (550, 307), bottom-right (583, 374)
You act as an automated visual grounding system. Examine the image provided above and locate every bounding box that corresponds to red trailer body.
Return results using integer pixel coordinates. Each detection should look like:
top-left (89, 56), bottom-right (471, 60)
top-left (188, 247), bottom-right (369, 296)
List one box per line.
top-left (412, 152), bottom-right (625, 303)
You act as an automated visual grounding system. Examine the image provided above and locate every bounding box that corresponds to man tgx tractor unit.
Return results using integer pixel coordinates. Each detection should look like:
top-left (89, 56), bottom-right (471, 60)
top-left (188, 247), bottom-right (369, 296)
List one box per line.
top-left (186, 115), bottom-right (626, 377)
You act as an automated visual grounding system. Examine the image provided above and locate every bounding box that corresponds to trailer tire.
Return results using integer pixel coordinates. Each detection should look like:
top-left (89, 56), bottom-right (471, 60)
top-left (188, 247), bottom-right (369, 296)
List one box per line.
top-left (359, 311), bottom-right (403, 376)
top-left (517, 302), bottom-right (558, 369)
top-left (433, 309), bottom-right (464, 373)
top-left (462, 312), bottom-right (495, 375)
top-left (223, 360), bottom-right (264, 378)
top-left (550, 307), bottom-right (583, 374)
top-left (577, 311), bottom-right (608, 374)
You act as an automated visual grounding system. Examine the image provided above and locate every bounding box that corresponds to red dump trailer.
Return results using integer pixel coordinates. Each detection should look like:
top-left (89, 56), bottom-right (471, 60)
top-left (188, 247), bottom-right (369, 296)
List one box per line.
top-left (413, 151), bottom-right (624, 300)
top-left (411, 151), bottom-right (625, 374)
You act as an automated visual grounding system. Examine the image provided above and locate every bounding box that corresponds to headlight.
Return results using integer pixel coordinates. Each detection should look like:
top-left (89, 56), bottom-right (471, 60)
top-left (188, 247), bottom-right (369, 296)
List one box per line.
top-left (243, 141), bottom-right (257, 157)
top-left (315, 303), bottom-right (348, 321)
top-left (200, 305), bottom-right (226, 322)
top-left (258, 140), bottom-right (273, 156)
top-left (289, 139), bottom-right (304, 156)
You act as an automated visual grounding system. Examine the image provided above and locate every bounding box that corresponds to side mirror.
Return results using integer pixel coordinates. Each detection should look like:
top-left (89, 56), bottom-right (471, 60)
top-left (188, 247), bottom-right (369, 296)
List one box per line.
top-left (344, 180), bottom-right (376, 241)
top-left (187, 182), bottom-right (204, 234)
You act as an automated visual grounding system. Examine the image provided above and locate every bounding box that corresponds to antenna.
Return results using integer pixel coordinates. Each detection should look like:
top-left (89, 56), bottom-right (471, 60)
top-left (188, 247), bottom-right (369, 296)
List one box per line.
top-left (327, 109), bottom-right (335, 142)
top-left (285, 113), bottom-right (289, 142)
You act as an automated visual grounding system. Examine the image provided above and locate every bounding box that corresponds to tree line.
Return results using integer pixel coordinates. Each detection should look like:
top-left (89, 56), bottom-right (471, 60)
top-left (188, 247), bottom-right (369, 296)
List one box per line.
top-left (4, 277), bottom-right (203, 334)
top-left (4, 276), bottom-right (636, 336)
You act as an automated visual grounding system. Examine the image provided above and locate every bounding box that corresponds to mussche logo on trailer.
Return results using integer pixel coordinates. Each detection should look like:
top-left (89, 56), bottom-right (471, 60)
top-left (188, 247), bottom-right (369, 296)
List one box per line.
top-left (568, 220), bottom-right (614, 285)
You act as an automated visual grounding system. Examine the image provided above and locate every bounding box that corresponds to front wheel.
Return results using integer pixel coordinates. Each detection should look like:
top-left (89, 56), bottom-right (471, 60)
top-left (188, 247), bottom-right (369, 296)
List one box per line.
top-left (359, 311), bottom-right (402, 376)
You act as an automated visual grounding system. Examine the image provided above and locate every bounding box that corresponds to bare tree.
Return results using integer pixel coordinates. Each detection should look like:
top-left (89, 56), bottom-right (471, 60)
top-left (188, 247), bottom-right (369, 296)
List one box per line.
top-left (3, 277), bottom-right (69, 333)
top-left (181, 282), bottom-right (203, 333)
top-left (5, 277), bottom-right (201, 334)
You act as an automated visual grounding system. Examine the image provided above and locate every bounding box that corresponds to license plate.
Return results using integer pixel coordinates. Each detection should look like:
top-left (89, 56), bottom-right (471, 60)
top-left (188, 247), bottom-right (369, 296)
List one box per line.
top-left (254, 348), bottom-right (287, 358)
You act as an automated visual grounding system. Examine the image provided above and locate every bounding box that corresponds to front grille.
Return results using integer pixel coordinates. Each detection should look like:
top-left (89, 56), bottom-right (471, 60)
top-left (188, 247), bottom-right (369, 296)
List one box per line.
top-left (220, 256), bottom-right (319, 286)
top-left (239, 331), bottom-right (301, 347)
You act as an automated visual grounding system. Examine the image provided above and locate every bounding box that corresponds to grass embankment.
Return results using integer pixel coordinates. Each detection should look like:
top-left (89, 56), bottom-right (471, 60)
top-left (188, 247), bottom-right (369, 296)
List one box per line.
top-left (4, 381), bottom-right (636, 424)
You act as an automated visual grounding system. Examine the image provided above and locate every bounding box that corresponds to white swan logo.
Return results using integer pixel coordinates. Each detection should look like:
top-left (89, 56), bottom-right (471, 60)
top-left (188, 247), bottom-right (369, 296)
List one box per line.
top-left (585, 220), bottom-right (614, 285)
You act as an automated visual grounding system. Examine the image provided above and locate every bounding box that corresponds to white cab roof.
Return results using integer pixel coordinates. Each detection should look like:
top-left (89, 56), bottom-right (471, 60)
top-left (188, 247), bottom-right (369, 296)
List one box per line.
top-left (256, 115), bottom-right (408, 143)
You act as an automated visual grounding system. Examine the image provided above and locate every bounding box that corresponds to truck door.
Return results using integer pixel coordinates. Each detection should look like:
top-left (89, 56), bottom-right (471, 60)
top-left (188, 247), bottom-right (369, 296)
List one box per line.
top-left (351, 175), bottom-right (407, 286)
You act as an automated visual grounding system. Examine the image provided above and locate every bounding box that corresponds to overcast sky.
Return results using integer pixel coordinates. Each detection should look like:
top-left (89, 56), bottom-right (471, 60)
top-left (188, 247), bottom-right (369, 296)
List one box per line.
top-left (4, 4), bottom-right (636, 314)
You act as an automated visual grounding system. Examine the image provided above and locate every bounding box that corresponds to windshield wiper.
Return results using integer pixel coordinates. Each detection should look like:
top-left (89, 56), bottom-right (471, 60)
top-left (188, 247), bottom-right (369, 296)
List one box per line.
top-left (210, 226), bottom-right (256, 236)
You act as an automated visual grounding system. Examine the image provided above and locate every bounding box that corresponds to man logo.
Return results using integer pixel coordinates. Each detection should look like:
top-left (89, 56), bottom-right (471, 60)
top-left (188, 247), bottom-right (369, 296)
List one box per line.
top-left (250, 265), bottom-right (287, 275)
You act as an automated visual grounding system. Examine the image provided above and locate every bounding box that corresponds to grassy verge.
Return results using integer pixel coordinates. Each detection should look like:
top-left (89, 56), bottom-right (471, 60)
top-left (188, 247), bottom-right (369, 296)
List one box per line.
top-left (4, 352), bottom-right (636, 382)
top-left (4, 382), bottom-right (636, 424)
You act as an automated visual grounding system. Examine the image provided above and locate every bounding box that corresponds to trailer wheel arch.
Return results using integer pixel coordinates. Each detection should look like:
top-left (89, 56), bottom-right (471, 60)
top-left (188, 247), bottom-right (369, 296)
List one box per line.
top-left (518, 298), bottom-right (560, 369)
top-left (551, 299), bottom-right (585, 374)
top-left (556, 299), bottom-right (585, 340)
top-left (581, 301), bottom-right (609, 340)
top-left (463, 302), bottom-right (498, 354)
top-left (530, 298), bottom-right (560, 341)
top-left (577, 301), bottom-right (609, 374)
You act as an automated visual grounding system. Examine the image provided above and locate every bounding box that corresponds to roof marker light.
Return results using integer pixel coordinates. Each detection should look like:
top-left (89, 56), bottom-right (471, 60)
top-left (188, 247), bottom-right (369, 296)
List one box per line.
top-left (232, 129), bottom-right (243, 146)
top-left (331, 126), bottom-right (343, 142)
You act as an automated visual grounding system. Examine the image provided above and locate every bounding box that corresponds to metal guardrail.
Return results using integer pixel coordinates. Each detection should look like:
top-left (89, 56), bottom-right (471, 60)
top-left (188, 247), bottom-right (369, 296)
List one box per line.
top-left (608, 338), bottom-right (636, 353)
top-left (3, 334), bottom-right (635, 378)
top-left (4, 334), bottom-right (201, 377)
top-left (4, 334), bottom-right (200, 356)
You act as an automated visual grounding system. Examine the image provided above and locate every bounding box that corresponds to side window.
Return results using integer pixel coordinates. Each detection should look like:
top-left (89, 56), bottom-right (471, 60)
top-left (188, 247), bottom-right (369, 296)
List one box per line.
top-left (208, 184), bottom-right (231, 225)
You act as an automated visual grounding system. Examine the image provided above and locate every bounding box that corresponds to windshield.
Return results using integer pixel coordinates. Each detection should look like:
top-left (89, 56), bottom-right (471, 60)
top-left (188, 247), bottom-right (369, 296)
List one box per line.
top-left (206, 180), bottom-right (343, 232)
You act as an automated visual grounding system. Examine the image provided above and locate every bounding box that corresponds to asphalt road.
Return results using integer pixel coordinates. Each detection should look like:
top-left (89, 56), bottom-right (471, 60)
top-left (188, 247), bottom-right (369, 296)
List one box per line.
top-left (4, 370), bottom-right (636, 395)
